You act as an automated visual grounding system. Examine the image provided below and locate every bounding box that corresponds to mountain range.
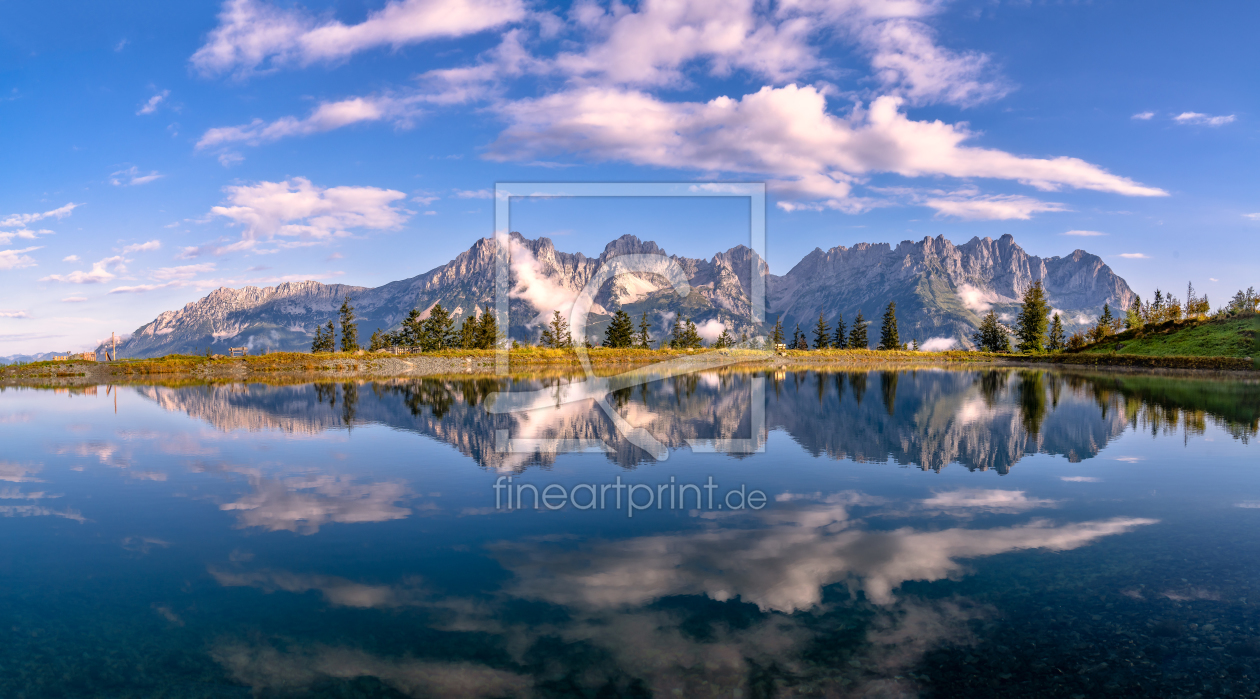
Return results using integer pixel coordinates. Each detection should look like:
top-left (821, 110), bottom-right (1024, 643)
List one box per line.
top-left (92, 232), bottom-right (1133, 358)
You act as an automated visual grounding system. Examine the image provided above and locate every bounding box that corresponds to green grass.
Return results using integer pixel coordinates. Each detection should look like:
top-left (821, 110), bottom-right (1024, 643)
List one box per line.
top-left (1078, 316), bottom-right (1258, 360)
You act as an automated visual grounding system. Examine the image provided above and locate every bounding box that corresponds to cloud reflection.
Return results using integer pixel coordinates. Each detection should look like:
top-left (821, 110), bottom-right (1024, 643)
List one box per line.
top-left (219, 475), bottom-right (412, 534)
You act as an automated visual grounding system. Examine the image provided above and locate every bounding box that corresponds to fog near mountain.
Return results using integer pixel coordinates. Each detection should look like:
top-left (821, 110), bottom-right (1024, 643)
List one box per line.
top-left (101, 233), bottom-right (1132, 357)
top-left (132, 368), bottom-right (1135, 474)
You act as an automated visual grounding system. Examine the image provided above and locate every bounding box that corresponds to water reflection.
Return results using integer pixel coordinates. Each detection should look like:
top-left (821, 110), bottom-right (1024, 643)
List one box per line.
top-left (133, 368), bottom-right (1260, 473)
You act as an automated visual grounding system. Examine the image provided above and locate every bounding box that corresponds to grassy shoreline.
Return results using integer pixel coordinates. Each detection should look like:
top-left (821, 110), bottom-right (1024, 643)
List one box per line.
top-left (1, 344), bottom-right (1254, 388)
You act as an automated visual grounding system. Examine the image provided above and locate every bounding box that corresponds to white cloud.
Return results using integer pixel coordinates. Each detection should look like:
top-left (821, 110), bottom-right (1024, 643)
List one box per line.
top-left (0, 246), bottom-right (42, 271)
top-left (859, 18), bottom-right (1010, 107)
top-left (1063, 229), bottom-right (1105, 236)
top-left (197, 96), bottom-right (418, 149)
top-left (110, 166), bottom-right (164, 186)
top-left (190, 0), bottom-right (526, 77)
top-left (40, 255), bottom-right (128, 284)
top-left (695, 319), bottom-right (725, 343)
top-left (152, 263), bottom-right (216, 281)
top-left (1131, 111), bottom-right (1154, 120)
top-left (61, 296), bottom-right (88, 303)
top-left (1243, 213), bottom-right (1260, 221)
top-left (62, 254), bottom-right (80, 262)
top-left (0, 310), bottom-right (31, 319)
top-left (208, 177), bottom-right (409, 250)
top-left (1209, 277), bottom-right (1219, 282)
top-left (1173, 112), bottom-right (1235, 126)
top-left (920, 489), bottom-right (1056, 514)
top-left (136, 90), bottom-right (169, 115)
top-left (956, 283), bottom-right (999, 313)
top-left (925, 193), bottom-right (1067, 220)
top-left (218, 152), bottom-right (245, 167)
top-left (919, 336), bottom-right (956, 352)
top-left (1060, 476), bottom-right (1100, 483)
top-left (0, 228), bottom-right (54, 245)
top-left (454, 189), bottom-right (494, 199)
top-left (490, 88), bottom-right (1166, 212)
top-left (1117, 253), bottom-right (1149, 259)
top-left (0, 202), bottom-right (79, 229)
top-left (109, 282), bottom-right (180, 294)
top-left (120, 240), bottom-right (161, 254)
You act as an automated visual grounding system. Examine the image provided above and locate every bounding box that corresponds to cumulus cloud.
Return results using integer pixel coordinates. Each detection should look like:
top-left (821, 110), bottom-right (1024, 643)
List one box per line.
top-left (110, 166), bottom-right (164, 186)
top-left (61, 296), bottom-right (88, 303)
top-left (490, 88), bottom-right (1165, 212)
top-left (919, 488), bottom-right (1057, 514)
top-left (136, 90), bottom-right (169, 115)
top-left (120, 240), bottom-right (161, 254)
top-left (0, 246), bottom-right (42, 271)
top-left (1131, 111), bottom-right (1154, 120)
top-left (1243, 213), bottom-right (1260, 221)
top-left (508, 237), bottom-right (580, 323)
top-left (1117, 253), bottom-right (1149, 259)
top-left (1173, 111), bottom-right (1235, 126)
top-left (62, 254), bottom-right (79, 262)
top-left (1063, 229), bottom-right (1105, 236)
top-left (0, 462), bottom-right (42, 482)
top-left (859, 17), bottom-right (1010, 107)
top-left (695, 319), bottom-right (726, 343)
top-left (208, 177), bottom-right (409, 251)
top-left (0, 310), bottom-right (31, 319)
top-left (924, 193), bottom-right (1068, 220)
top-left (454, 189), bottom-right (494, 199)
top-left (956, 283), bottom-right (1000, 313)
top-left (197, 96), bottom-right (419, 149)
top-left (220, 476), bottom-right (412, 534)
top-left (190, 0), bottom-right (526, 77)
top-left (40, 255), bottom-right (128, 284)
top-left (152, 263), bottom-right (216, 281)
top-left (919, 336), bottom-right (956, 352)
top-left (0, 202), bottom-right (79, 229)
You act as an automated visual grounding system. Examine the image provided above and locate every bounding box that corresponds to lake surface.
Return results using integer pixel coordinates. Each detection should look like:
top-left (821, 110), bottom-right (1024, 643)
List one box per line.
top-left (2, 367), bottom-right (1259, 698)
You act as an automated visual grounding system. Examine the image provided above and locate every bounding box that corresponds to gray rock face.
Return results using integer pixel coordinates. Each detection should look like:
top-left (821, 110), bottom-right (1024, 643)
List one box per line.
top-left (102, 232), bottom-right (1130, 357)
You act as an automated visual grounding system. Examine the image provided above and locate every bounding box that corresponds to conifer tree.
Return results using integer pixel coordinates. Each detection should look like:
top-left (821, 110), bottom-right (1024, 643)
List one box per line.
top-left (339, 295), bottom-right (358, 352)
top-left (832, 312), bottom-right (847, 349)
top-left (1014, 281), bottom-right (1050, 353)
top-left (790, 324), bottom-right (805, 350)
top-left (311, 323), bottom-right (334, 353)
top-left (912, 338), bottom-right (920, 351)
top-left (421, 302), bottom-right (455, 351)
top-left (603, 309), bottom-right (635, 348)
top-left (459, 313), bottom-right (479, 349)
top-left (400, 309), bottom-right (423, 349)
top-left (770, 316), bottom-right (785, 347)
top-left (476, 309), bottom-right (499, 349)
top-left (878, 301), bottom-right (899, 350)
top-left (539, 310), bottom-right (572, 348)
top-left (1047, 314), bottom-right (1066, 351)
top-left (848, 310), bottom-right (868, 349)
top-left (368, 328), bottom-right (387, 352)
top-left (813, 312), bottom-right (831, 350)
top-left (636, 312), bottom-right (652, 349)
top-left (713, 328), bottom-right (734, 348)
top-left (670, 317), bottom-right (703, 349)
top-left (973, 311), bottom-right (1010, 352)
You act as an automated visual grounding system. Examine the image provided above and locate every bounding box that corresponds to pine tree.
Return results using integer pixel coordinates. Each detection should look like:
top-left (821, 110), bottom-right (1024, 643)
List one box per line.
top-left (877, 301), bottom-right (899, 350)
top-left (636, 312), bottom-right (652, 349)
top-left (832, 312), bottom-right (847, 349)
top-left (311, 323), bottom-right (334, 353)
top-left (476, 308), bottom-right (499, 350)
top-left (421, 302), bottom-right (455, 351)
top-left (1013, 281), bottom-right (1050, 353)
top-left (911, 338), bottom-right (920, 351)
top-left (770, 316), bottom-right (785, 347)
top-left (1047, 314), bottom-right (1066, 351)
top-left (670, 317), bottom-right (703, 349)
top-left (1088, 303), bottom-right (1115, 342)
top-left (848, 310), bottom-right (868, 349)
top-left (713, 328), bottom-right (734, 348)
top-left (539, 310), bottom-right (572, 348)
top-left (399, 309), bottom-right (423, 349)
top-left (791, 324), bottom-right (807, 350)
top-left (368, 328), bottom-right (387, 352)
top-left (973, 311), bottom-right (1010, 352)
top-left (459, 313), bottom-right (479, 349)
top-left (338, 296), bottom-right (358, 352)
top-left (603, 309), bottom-right (635, 348)
top-left (812, 312), bottom-right (830, 350)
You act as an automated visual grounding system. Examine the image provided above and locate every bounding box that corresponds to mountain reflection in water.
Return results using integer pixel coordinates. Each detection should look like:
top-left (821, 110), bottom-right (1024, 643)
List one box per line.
top-left (135, 368), bottom-right (1259, 472)
top-left (2, 368), bottom-right (1258, 698)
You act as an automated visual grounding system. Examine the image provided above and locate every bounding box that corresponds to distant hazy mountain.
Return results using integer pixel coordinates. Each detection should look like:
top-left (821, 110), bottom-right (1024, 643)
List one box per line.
top-left (0, 351), bottom-right (68, 366)
top-left (100, 232), bottom-right (1132, 357)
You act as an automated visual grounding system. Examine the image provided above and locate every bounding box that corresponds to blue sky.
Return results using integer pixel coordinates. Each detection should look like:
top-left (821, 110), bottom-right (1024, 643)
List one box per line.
top-left (1, 0), bottom-right (1257, 354)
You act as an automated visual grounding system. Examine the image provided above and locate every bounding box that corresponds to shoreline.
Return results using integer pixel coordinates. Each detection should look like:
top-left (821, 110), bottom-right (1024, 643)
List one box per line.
top-left (2, 347), bottom-right (1255, 388)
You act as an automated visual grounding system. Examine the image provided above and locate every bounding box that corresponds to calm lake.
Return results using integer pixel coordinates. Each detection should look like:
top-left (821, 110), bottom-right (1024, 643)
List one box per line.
top-left (2, 367), bottom-right (1259, 698)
